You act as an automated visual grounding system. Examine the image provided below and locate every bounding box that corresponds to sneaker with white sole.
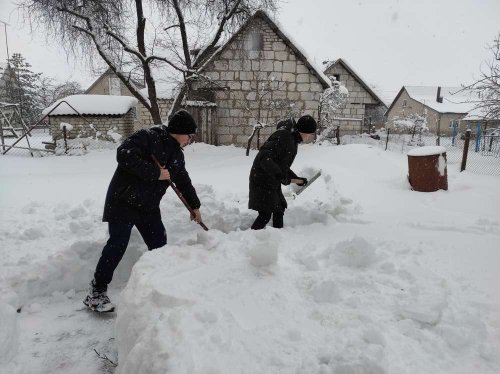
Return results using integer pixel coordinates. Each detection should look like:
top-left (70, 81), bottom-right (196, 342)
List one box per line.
top-left (83, 280), bottom-right (115, 313)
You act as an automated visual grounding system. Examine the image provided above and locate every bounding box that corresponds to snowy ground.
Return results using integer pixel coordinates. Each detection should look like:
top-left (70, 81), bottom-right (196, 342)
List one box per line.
top-left (1, 143), bottom-right (499, 373)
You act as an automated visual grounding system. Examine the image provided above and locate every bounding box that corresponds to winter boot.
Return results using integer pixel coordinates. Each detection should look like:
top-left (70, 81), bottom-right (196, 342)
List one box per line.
top-left (83, 280), bottom-right (115, 313)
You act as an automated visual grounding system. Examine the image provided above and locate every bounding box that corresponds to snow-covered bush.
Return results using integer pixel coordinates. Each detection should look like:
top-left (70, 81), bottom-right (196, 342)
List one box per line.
top-left (317, 77), bottom-right (349, 143)
top-left (392, 113), bottom-right (429, 146)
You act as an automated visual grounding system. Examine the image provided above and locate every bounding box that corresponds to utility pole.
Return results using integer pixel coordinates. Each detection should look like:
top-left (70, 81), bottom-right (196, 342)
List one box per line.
top-left (0, 20), bottom-right (10, 63)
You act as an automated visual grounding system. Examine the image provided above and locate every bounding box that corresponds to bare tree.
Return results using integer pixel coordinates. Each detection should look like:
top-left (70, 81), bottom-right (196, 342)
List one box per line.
top-left (20, 0), bottom-right (279, 125)
top-left (241, 72), bottom-right (300, 155)
top-left (460, 33), bottom-right (500, 120)
top-left (39, 77), bottom-right (84, 107)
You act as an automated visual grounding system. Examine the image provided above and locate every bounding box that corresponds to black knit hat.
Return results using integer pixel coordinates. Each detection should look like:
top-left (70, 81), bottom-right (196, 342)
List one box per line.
top-left (167, 109), bottom-right (197, 135)
top-left (296, 115), bottom-right (317, 134)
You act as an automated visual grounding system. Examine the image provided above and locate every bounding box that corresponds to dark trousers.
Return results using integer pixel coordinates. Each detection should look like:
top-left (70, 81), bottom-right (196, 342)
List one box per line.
top-left (93, 218), bottom-right (167, 288)
top-left (251, 211), bottom-right (284, 230)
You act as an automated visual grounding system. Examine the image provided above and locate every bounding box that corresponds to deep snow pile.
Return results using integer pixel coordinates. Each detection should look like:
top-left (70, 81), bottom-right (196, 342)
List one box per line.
top-left (1, 143), bottom-right (499, 373)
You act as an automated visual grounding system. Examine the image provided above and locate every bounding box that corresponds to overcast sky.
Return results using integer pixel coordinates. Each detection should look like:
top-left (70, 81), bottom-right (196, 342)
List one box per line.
top-left (1, 0), bottom-right (499, 104)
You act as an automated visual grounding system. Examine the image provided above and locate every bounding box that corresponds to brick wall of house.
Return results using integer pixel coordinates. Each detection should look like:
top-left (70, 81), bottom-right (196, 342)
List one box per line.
top-left (135, 100), bottom-right (173, 130)
top-left (48, 110), bottom-right (135, 141)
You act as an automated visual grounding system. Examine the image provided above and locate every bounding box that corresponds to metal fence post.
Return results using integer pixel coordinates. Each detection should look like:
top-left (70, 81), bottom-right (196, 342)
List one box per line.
top-left (336, 125), bottom-right (340, 145)
top-left (436, 116), bottom-right (441, 146)
top-left (461, 129), bottom-right (471, 172)
top-left (451, 120), bottom-right (458, 146)
top-left (385, 128), bottom-right (390, 151)
top-left (475, 122), bottom-right (481, 152)
top-left (63, 125), bottom-right (68, 154)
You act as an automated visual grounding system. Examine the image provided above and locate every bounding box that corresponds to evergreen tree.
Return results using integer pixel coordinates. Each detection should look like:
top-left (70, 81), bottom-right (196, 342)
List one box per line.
top-left (5, 53), bottom-right (43, 124)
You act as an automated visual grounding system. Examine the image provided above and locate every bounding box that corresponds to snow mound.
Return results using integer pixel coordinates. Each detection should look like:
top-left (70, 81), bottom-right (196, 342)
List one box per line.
top-left (115, 229), bottom-right (500, 373)
top-left (0, 303), bottom-right (19, 365)
top-left (312, 280), bottom-right (341, 303)
top-left (333, 236), bottom-right (377, 268)
top-left (248, 230), bottom-right (279, 267)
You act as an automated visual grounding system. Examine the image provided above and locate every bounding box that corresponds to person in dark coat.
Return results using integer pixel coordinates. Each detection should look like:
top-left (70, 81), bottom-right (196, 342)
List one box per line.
top-left (249, 115), bottom-right (317, 230)
top-left (84, 110), bottom-right (202, 312)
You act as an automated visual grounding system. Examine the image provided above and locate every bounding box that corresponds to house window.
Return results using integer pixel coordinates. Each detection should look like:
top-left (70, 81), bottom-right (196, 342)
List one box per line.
top-left (131, 107), bottom-right (138, 121)
top-left (333, 74), bottom-right (340, 82)
top-left (402, 99), bottom-right (407, 108)
top-left (109, 77), bottom-right (121, 95)
top-left (246, 32), bottom-right (264, 51)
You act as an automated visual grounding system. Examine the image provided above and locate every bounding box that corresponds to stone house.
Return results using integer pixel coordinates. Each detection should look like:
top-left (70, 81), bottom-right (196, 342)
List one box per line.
top-left (189, 10), bottom-right (331, 146)
top-left (323, 59), bottom-right (387, 134)
top-left (82, 10), bottom-right (331, 146)
top-left (385, 86), bottom-right (499, 136)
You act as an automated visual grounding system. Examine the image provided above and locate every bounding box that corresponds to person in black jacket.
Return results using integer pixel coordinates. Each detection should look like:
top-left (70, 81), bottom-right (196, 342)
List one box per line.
top-left (249, 115), bottom-right (317, 230)
top-left (84, 110), bottom-right (202, 312)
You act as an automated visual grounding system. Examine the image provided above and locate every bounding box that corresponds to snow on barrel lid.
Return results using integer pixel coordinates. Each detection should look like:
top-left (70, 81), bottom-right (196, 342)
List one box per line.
top-left (42, 95), bottom-right (138, 116)
top-left (407, 146), bottom-right (446, 156)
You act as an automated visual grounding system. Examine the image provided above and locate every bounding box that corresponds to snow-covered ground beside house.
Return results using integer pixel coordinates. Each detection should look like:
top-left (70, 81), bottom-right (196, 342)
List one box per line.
top-left (1, 143), bottom-right (499, 373)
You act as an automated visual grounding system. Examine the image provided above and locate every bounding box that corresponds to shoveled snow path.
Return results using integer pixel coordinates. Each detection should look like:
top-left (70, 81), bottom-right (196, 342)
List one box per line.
top-left (6, 288), bottom-right (120, 374)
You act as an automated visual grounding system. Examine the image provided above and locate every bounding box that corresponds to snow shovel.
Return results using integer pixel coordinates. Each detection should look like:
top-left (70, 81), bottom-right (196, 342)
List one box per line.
top-left (290, 170), bottom-right (322, 199)
top-left (151, 154), bottom-right (209, 231)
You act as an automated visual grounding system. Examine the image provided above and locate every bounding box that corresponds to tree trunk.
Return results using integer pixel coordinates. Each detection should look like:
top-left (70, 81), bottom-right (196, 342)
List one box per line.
top-left (169, 82), bottom-right (188, 119)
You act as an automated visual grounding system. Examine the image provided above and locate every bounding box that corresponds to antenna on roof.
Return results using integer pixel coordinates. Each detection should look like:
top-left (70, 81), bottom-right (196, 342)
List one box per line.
top-left (0, 20), bottom-right (10, 63)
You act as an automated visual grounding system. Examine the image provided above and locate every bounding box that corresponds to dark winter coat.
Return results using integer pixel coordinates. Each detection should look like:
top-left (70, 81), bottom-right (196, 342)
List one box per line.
top-left (249, 124), bottom-right (301, 213)
top-left (102, 126), bottom-right (200, 223)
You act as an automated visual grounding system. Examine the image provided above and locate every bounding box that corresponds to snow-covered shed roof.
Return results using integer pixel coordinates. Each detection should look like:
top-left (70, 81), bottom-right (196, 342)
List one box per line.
top-left (198, 10), bottom-right (331, 90)
top-left (43, 95), bottom-right (138, 116)
top-left (324, 58), bottom-right (387, 107)
top-left (387, 86), bottom-right (476, 115)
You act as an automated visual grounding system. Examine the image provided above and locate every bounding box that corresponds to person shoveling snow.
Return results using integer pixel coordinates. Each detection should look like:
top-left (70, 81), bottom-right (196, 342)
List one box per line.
top-left (248, 115), bottom-right (318, 230)
top-left (83, 110), bottom-right (203, 313)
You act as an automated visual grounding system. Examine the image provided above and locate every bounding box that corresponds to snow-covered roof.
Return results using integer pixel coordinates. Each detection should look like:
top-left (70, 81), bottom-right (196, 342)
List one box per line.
top-left (198, 10), bottom-right (331, 89)
top-left (324, 58), bottom-right (387, 107)
top-left (43, 95), bottom-right (138, 116)
top-left (462, 106), bottom-right (489, 121)
top-left (386, 85), bottom-right (484, 118)
top-left (404, 86), bottom-right (474, 114)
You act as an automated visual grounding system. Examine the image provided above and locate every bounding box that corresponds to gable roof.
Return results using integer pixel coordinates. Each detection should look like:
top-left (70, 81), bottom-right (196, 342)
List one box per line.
top-left (324, 58), bottom-right (387, 107)
top-left (386, 86), bottom-right (475, 115)
top-left (85, 67), bottom-right (144, 94)
top-left (198, 10), bottom-right (331, 89)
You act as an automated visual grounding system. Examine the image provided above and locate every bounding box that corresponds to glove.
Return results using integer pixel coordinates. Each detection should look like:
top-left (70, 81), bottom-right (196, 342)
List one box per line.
top-left (280, 176), bottom-right (291, 185)
top-left (297, 177), bottom-right (308, 186)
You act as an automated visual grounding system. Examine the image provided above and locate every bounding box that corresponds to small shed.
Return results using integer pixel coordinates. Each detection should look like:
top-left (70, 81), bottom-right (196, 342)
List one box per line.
top-left (43, 95), bottom-right (138, 141)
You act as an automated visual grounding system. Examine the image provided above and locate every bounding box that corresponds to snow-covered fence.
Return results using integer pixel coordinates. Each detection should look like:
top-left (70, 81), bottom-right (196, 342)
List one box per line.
top-left (341, 129), bottom-right (500, 176)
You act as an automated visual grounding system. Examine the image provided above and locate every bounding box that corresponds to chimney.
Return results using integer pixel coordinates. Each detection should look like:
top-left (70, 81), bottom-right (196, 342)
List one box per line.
top-left (436, 86), bottom-right (443, 103)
